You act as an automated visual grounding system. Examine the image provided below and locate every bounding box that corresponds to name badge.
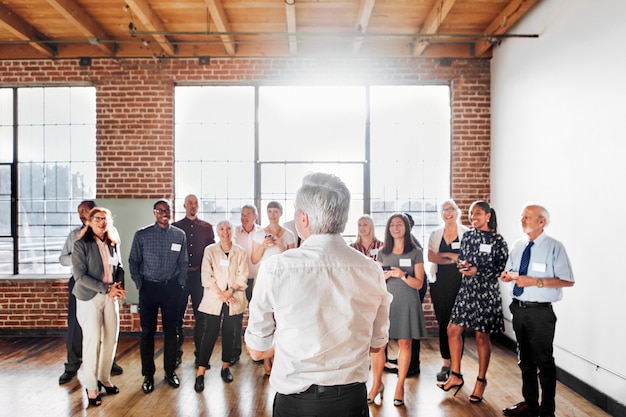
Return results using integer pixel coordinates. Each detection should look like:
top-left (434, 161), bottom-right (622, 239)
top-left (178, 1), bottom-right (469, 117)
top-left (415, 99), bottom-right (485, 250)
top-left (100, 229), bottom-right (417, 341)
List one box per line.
top-left (369, 248), bottom-right (380, 257)
top-left (108, 256), bottom-right (118, 265)
top-left (451, 242), bottom-right (461, 250)
top-left (171, 243), bottom-right (182, 252)
top-left (220, 259), bottom-right (230, 267)
top-left (479, 243), bottom-right (492, 253)
top-left (399, 258), bottom-right (412, 267)
top-left (531, 262), bottom-right (546, 272)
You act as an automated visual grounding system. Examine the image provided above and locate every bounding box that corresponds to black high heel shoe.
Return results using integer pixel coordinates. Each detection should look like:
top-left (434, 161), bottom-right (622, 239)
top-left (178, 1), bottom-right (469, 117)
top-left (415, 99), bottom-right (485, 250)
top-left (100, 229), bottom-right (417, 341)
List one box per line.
top-left (86, 389), bottom-right (102, 406)
top-left (98, 380), bottom-right (120, 394)
top-left (436, 371), bottom-right (464, 396)
top-left (469, 377), bottom-right (487, 403)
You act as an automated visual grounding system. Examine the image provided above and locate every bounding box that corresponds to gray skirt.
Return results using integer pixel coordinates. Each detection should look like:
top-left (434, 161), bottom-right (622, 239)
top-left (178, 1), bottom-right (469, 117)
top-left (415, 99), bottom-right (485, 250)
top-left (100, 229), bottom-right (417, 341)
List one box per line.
top-left (387, 278), bottom-right (427, 340)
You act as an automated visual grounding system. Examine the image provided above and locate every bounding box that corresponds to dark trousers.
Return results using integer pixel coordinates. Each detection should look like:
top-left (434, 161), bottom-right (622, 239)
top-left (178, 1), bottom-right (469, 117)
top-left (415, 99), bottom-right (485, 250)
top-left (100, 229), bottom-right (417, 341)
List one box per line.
top-left (65, 277), bottom-right (83, 372)
top-left (430, 275), bottom-right (463, 360)
top-left (139, 279), bottom-right (181, 377)
top-left (510, 302), bottom-right (558, 415)
top-left (273, 383), bottom-right (368, 417)
top-left (176, 270), bottom-right (203, 361)
top-left (195, 304), bottom-right (241, 367)
top-left (231, 277), bottom-right (255, 360)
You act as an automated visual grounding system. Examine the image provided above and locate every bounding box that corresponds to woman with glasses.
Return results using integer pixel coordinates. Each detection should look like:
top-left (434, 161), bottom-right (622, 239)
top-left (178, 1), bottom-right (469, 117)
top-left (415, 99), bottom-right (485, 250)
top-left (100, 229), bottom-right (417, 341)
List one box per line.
top-left (437, 201), bottom-right (508, 404)
top-left (72, 207), bottom-right (127, 407)
top-left (428, 200), bottom-right (469, 383)
top-left (369, 213), bottom-right (427, 407)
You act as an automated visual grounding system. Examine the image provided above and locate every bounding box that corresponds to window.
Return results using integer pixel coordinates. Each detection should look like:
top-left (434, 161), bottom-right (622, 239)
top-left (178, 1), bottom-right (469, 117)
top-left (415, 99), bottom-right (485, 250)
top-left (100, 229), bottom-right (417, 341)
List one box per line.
top-left (0, 87), bottom-right (96, 275)
top-left (174, 85), bottom-right (450, 246)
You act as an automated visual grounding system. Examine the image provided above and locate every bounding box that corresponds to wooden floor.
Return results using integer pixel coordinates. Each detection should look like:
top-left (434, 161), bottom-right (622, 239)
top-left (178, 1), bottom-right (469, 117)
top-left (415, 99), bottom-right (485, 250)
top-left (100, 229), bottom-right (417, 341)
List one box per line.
top-left (0, 335), bottom-right (609, 417)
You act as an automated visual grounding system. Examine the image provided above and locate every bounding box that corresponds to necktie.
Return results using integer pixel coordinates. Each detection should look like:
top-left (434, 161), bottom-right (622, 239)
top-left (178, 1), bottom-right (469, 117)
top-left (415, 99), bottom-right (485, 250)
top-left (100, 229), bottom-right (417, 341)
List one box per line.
top-left (513, 241), bottom-right (534, 297)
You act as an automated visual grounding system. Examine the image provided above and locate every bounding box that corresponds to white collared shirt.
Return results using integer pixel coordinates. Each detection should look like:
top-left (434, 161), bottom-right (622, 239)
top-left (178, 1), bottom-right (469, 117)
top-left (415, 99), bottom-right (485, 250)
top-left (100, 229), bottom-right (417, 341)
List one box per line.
top-left (245, 233), bottom-right (392, 395)
top-left (234, 224), bottom-right (262, 278)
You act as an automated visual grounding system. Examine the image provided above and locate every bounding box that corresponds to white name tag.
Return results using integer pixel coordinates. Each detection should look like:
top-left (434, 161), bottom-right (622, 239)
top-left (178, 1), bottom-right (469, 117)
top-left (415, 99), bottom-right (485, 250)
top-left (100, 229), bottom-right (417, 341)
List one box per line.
top-left (171, 243), bottom-right (182, 252)
top-left (399, 258), bottom-right (412, 267)
top-left (451, 242), bottom-right (461, 250)
top-left (479, 243), bottom-right (492, 253)
top-left (369, 248), bottom-right (380, 257)
top-left (220, 259), bottom-right (230, 267)
top-left (531, 262), bottom-right (546, 272)
top-left (108, 256), bottom-right (118, 265)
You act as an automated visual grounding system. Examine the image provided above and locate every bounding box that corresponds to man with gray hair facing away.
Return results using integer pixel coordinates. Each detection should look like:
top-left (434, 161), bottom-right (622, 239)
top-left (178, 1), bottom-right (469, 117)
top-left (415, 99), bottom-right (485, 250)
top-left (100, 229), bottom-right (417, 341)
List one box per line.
top-left (245, 172), bottom-right (392, 417)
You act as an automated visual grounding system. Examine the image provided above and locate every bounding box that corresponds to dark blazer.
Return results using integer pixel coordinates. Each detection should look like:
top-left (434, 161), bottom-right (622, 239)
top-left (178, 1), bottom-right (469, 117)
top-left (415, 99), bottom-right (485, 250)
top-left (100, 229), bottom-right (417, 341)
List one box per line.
top-left (72, 237), bottom-right (122, 301)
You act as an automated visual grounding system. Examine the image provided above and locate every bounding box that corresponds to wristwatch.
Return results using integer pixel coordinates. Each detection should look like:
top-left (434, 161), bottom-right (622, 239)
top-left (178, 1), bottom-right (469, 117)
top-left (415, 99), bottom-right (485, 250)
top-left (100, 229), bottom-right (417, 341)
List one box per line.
top-left (404, 272), bottom-right (409, 279)
top-left (536, 278), bottom-right (544, 288)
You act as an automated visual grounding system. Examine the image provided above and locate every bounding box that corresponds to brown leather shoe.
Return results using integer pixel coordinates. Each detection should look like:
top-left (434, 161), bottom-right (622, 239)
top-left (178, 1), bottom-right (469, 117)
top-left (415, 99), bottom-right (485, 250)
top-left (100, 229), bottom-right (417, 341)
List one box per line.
top-left (503, 402), bottom-right (540, 416)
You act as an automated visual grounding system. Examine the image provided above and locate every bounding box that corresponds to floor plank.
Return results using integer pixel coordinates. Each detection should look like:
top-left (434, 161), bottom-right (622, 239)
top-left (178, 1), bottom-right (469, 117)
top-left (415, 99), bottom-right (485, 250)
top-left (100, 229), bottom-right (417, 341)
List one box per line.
top-left (0, 335), bottom-right (610, 417)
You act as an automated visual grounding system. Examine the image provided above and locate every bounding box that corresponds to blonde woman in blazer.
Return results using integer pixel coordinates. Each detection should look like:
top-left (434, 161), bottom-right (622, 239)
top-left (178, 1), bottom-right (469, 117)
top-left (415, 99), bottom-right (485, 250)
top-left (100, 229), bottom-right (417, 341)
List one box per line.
top-left (72, 207), bottom-right (126, 407)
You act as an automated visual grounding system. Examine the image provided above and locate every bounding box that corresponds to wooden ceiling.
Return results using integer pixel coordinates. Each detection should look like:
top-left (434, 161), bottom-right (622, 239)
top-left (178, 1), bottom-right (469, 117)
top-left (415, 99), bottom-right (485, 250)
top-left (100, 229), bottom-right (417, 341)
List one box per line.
top-left (0, 0), bottom-right (541, 60)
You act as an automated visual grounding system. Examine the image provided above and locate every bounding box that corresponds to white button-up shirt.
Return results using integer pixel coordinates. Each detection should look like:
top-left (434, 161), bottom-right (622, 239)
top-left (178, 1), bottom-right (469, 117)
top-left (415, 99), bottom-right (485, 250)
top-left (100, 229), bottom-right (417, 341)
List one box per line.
top-left (245, 233), bottom-right (392, 395)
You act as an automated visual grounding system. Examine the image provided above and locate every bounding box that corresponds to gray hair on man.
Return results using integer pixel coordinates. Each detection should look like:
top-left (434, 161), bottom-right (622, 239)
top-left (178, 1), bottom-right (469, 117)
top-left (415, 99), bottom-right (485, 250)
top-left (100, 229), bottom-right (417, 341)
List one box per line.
top-left (294, 172), bottom-right (350, 235)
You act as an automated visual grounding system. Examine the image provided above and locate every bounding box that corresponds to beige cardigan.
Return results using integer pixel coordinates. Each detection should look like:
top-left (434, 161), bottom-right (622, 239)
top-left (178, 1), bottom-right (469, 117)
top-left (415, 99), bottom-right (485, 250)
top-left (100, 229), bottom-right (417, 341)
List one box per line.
top-left (198, 242), bottom-right (249, 316)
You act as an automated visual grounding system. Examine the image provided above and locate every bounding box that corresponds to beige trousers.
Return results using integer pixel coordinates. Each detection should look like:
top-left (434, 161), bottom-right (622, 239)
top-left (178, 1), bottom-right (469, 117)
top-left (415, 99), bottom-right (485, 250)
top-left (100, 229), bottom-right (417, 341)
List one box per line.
top-left (76, 293), bottom-right (120, 391)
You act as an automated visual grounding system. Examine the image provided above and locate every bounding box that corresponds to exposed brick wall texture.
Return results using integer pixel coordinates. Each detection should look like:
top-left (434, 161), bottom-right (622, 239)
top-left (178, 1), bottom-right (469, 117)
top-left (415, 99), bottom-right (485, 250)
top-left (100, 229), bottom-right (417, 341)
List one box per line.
top-left (0, 57), bottom-right (490, 335)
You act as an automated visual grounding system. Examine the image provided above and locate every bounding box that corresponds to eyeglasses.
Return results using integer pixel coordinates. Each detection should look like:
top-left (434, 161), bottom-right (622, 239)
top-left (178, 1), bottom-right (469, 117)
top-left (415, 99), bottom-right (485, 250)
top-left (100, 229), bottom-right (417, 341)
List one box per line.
top-left (154, 208), bottom-right (171, 214)
top-left (442, 207), bottom-right (456, 213)
top-left (92, 216), bottom-right (109, 222)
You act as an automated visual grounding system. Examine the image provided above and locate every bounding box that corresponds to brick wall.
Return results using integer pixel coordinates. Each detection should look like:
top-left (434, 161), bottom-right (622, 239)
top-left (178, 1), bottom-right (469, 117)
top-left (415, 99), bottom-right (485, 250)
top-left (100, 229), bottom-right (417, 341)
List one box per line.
top-left (0, 57), bottom-right (490, 334)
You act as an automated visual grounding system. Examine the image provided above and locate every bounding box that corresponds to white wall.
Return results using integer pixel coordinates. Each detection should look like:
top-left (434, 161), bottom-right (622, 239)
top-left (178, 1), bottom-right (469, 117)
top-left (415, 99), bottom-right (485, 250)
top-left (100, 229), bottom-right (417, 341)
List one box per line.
top-left (491, 0), bottom-right (626, 405)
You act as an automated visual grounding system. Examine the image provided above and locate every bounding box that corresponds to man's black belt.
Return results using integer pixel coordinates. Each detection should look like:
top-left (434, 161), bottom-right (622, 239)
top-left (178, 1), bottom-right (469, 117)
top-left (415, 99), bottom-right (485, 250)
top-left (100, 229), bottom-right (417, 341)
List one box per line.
top-left (144, 277), bottom-right (176, 285)
top-left (289, 382), bottom-right (363, 398)
top-left (512, 299), bottom-right (552, 308)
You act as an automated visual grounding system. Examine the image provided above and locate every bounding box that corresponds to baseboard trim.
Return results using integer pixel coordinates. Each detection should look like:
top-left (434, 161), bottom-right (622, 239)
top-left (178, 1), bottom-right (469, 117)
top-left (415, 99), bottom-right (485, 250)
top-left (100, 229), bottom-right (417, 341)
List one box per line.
top-left (493, 333), bottom-right (625, 417)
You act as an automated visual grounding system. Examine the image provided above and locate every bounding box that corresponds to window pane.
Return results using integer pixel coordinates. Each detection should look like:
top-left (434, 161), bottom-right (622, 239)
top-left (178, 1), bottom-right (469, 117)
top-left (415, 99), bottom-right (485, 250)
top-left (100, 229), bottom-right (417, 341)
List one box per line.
top-left (370, 85), bottom-right (451, 245)
top-left (0, 237), bottom-right (13, 274)
top-left (259, 86), bottom-right (366, 162)
top-left (175, 86), bottom-right (255, 224)
top-left (0, 89), bottom-right (13, 163)
top-left (15, 87), bottom-right (96, 274)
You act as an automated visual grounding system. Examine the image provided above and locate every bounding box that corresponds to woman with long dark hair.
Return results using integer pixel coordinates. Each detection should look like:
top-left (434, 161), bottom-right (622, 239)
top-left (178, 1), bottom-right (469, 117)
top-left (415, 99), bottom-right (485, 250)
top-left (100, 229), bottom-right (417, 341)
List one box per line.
top-left (369, 213), bottom-right (427, 407)
top-left (437, 201), bottom-right (508, 404)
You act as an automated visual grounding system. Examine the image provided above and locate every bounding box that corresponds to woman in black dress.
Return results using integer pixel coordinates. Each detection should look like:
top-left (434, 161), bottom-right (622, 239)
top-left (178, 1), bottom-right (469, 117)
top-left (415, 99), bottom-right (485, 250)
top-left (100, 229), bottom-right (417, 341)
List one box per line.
top-left (427, 200), bottom-right (469, 382)
top-left (437, 201), bottom-right (508, 403)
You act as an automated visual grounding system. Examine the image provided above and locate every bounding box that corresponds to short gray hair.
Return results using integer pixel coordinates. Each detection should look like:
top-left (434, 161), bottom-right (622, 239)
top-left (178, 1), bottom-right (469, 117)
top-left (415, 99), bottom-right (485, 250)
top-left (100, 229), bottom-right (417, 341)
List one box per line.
top-left (241, 204), bottom-right (258, 216)
top-left (294, 172), bottom-right (350, 234)
top-left (216, 219), bottom-right (232, 230)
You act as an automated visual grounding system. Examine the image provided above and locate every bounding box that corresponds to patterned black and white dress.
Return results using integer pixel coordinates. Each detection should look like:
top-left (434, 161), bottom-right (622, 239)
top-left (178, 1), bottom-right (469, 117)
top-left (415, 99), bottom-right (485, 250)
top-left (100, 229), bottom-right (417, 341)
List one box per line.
top-left (450, 228), bottom-right (508, 334)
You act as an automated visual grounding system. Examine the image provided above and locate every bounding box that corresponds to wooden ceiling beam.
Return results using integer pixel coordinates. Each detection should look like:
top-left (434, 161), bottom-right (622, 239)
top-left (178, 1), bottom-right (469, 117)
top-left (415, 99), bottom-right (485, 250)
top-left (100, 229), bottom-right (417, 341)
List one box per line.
top-left (125, 0), bottom-right (176, 56)
top-left (0, 3), bottom-right (56, 57)
top-left (474, 0), bottom-right (540, 57)
top-left (46, 0), bottom-right (116, 57)
top-left (204, 0), bottom-right (237, 56)
top-left (412, 0), bottom-right (457, 57)
top-left (351, 0), bottom-right (376, 55)
top-left (285, 1), bottom-right (297, 55)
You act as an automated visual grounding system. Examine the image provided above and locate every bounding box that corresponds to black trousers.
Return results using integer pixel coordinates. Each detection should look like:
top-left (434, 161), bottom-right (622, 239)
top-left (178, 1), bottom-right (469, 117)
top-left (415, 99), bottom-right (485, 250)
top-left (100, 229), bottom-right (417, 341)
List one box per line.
top-left (231, 277), bottom-right (255, 360)
top-left (510, 302), bottom-right (557, 415)
top-left (195, 304), bottom-right (241, 367)
top-left (65, 277), bottom-right (83, 372)
top-left (176, 270), bottom-right (203, 361)
top-left (430, 273), bottom-right (463, 360)
top-left (139, 279), bottom-right (181, 377)
top-left (273, 383), bottom-right (368, 417)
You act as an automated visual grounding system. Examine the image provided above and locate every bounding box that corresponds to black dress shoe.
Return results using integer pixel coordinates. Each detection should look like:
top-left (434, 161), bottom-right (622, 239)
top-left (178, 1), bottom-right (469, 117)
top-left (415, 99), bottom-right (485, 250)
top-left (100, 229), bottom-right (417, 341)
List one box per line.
top-left (194, 375), bottom-right (205, 392)
top-left (503, 402), bottom-right (540, 416)
top-left (165, 372), bottom-right (180, 388)
top-left (111, 362), bottom-right (123, 376)
top-left (220, 367), bottom-right (234, 383)
top-left (229, 356), bottom-right (240, 366)
top-left (142, 376), bottom-right (154, 394)
top-left (59, 370), bottom-right (76, 385)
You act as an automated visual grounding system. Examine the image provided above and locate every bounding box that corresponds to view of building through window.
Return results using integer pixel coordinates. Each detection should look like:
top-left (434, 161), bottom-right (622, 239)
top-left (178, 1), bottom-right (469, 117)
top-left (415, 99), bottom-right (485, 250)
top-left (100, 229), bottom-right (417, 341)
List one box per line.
top-left (175, 84), bottom-right (450, 247)
top-left (0, 87), bottom-right (96, 275)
